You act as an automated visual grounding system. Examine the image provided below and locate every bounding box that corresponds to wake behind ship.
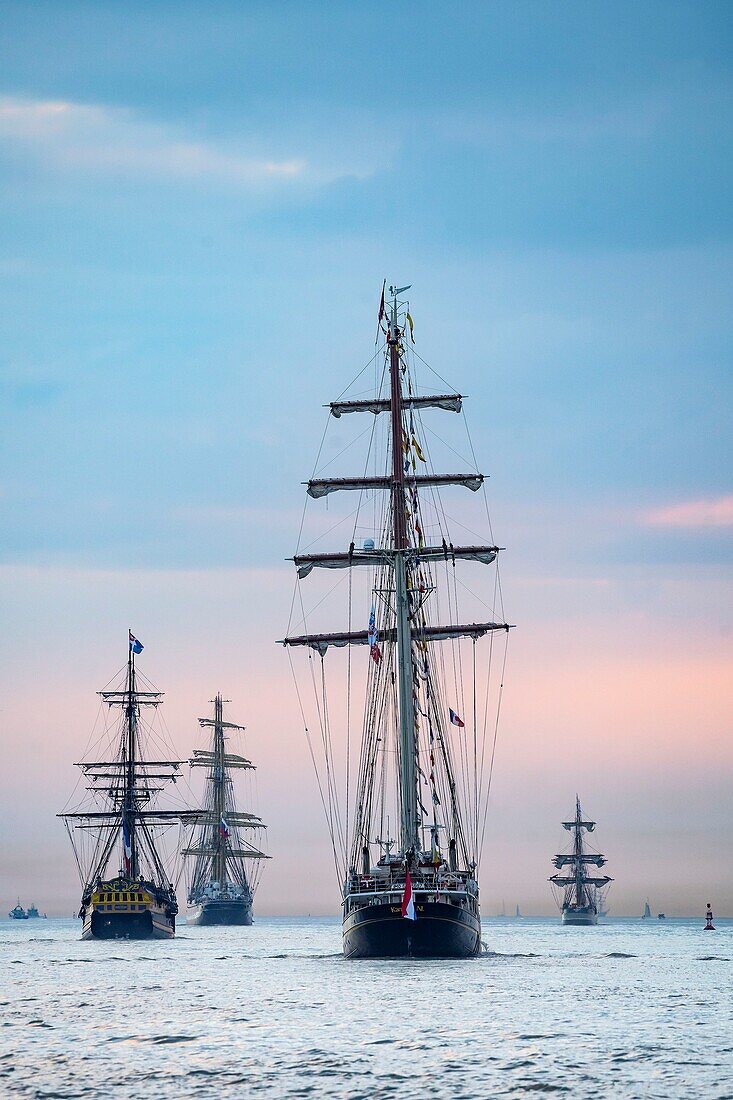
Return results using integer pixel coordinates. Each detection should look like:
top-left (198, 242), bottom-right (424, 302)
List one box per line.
top-left (59, 633), bottom-right (190, 940)
top-left (282, 284), bottom-right (512, 958)
top-left (184, 694), bottom-right (269, 925)
top-left (549, 797), bottom-right (613, 926)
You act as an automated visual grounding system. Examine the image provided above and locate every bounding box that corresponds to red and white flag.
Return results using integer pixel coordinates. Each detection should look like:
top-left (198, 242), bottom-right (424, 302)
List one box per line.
top-left (449, 707), bottom-right (465, 728)
top-left (402, 869), bottom-right (416, 921)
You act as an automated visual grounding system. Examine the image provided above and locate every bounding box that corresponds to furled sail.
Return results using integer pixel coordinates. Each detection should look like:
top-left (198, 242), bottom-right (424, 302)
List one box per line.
top-left (306, 473), bottom-right (484, 499)
top-left (293, 543), bottom-right (500, 578)
top-left (329, 393), bottom-right (463, 417)
top-left (282, 620), bottom-right (511, 654)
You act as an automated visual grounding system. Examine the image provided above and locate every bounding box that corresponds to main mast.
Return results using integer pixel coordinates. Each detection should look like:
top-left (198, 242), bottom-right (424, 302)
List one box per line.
top-left (388, 290), bottom-right (419, 856)
top-left (124, 645), bottom-right (139, 879)
top-left (572, 797), bottom-right (583, 907)
top-left (213, 693), bottom-right (226, 887)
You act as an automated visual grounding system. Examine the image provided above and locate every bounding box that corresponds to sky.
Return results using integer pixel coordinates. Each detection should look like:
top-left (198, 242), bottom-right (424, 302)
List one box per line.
top-left (0, 0), bottom-right (731, 917)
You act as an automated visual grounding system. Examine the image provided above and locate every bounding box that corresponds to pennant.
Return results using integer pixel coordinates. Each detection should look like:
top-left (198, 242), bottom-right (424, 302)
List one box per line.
top-left (449, 708), bottom-right (465, 728)
top-left (411, 436), bottom-right (426, 462)
top-left (219, 816), bottom-right (230, 840)
top-left (128, 631), bottom-right (144, 655)
top-left (377, 279), bottom-right (386, 325)
top-left (406, 312), bottom-right (415, 342)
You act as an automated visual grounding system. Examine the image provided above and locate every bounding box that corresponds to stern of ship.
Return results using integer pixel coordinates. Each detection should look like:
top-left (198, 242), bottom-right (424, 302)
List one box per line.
top-left (342, 866), bottom-right (481, 959)
top-left (81, 878), bottom-right (177, 939)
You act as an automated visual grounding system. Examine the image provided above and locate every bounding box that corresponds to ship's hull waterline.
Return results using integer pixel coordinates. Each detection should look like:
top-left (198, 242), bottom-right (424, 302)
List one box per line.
top-left (82, 906), bottom-right (175, 939)
top-left (343, 899), bottom-right (481, 959)
top-left (561, 906), bottom-right (598, 927)
top-left (187, 899), bottom-right (253, 926)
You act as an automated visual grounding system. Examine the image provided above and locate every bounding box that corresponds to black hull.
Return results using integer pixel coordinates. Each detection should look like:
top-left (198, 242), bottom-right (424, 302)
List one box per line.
top-left (561, 905), bottom-right (597, 927)
top-left (343, 899), bottom-right (481, 959)
top-left (83, 909), bottom-right (175, 940)
top-left (187, 900), bottom-right (253, 926)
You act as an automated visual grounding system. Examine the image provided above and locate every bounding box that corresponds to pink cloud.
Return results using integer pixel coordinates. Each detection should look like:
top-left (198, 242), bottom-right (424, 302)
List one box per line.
top-left (643, 494), bottom-right (733, 529)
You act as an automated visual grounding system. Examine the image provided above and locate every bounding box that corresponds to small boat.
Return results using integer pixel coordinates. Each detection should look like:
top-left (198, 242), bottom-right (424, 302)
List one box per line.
top-left (550, 797), bottom-right (613, 926)
top-left (642, 899), bottom-right (652, 919)
top-left (184, 694), bottom-right (270, 926)
top-left (8, 901), bottom-right (28, 920)
top-left (658, 913), bottom-right (666, 920)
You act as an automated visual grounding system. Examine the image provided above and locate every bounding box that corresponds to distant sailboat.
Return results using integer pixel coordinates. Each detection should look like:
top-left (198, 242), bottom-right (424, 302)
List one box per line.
top-left (642, 899), bottom-right (652, 919)
top-left (184, 694), bottom-right (270, 926)
top-left (59, 634), bottom-right (191, 939)
top-left (514, 904), bottom-right (522, 918)
top-left (550, 797), bottom-right (613, 926)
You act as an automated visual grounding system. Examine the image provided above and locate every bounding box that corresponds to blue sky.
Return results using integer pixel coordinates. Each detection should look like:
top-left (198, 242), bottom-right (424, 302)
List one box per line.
top-left (1, 1), bottom-right (731, 913)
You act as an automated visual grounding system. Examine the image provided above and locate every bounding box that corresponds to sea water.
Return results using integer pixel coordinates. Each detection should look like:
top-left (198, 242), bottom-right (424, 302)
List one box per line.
top-left (1, 916), bottom-right (730, 1098)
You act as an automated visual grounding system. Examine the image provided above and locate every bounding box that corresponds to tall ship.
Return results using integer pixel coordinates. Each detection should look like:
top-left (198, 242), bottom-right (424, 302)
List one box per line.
top-left (549, 796), bottom-right (613, 926)
top-left (59, 634), bottom-right (187, 939)
top-left (282, 284), bottom-right (511, 958)
top-left (184, 694), bottom-right (269, 925)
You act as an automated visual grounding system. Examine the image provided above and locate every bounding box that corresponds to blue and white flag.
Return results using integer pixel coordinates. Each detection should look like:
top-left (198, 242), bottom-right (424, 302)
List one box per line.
top-left (129, 631), bottom-right (144, 654)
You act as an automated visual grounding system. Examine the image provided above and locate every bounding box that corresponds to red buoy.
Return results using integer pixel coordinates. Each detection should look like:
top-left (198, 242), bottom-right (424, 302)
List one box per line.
top-left (704, 901), bottom-right (715, 931)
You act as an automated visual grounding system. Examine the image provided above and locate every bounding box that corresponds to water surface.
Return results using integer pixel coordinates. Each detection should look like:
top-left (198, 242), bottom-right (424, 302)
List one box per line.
top-left (1, 916), bottom-right (730, 1097)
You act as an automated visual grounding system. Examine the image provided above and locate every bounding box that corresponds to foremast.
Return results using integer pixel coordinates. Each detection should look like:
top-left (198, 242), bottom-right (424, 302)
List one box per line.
top-left (388, 293), bottom-right (419, 856)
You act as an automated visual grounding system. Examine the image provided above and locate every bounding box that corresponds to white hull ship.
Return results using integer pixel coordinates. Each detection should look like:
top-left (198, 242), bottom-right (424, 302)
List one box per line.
top-left (282, 284), bottom-right (511, 958)
top-left (184, 694), bottom-right (269, 926)
top-left (550, 797), bottom-right (612, 927)
top-left (60, 635), bottom-right (189, 940)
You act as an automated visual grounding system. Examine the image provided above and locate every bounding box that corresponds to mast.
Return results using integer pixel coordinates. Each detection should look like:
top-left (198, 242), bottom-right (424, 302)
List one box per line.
top-left (125, 643), bottom-right (138, 879)
top-left (573, 796), bottom-right (583, 907)
top-left (58, 636), bottom-right (189, 895)
top-left (388, 289), bottom-right (419, 857)
top-left (213, 693), bottom-right (226, 887)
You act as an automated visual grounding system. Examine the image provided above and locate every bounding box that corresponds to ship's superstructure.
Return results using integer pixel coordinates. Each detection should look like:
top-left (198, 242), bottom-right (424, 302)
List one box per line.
top-left (184, 694), bottom-right (269, 926)
top-left (550, 797), bottom-right (612, 926)
top-left (282, 284), bottom-right (511, 958)
top-left (59, 635), bottom-right (187, 939)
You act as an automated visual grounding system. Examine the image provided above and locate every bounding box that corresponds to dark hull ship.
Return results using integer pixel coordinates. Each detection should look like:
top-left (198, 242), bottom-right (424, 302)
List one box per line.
top-left (550, 797), bottom-right (612, 926)
top-left (59, 634), bottom-right (188, 940)
top-left (283, 284), bottom-right (511, 959)
top-left (185, 694), bottom-right (268, 926)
